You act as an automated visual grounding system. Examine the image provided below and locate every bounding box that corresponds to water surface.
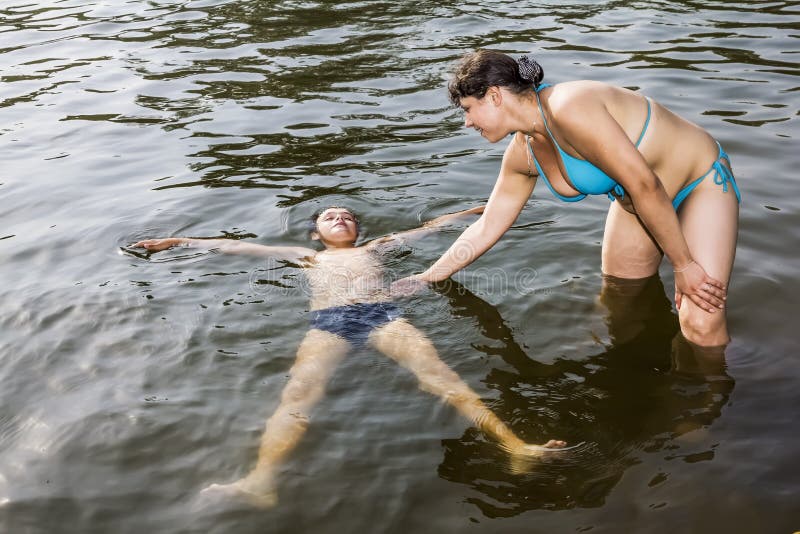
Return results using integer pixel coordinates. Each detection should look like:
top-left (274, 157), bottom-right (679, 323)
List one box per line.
top-left (1, 1), bottom-right (798, 532)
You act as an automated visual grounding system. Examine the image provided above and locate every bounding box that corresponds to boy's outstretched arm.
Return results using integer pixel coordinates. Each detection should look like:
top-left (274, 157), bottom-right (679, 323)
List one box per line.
top-left (131, 237), bottom-right (316, 262)
top-left (366, 206), bottom-right (484, 250)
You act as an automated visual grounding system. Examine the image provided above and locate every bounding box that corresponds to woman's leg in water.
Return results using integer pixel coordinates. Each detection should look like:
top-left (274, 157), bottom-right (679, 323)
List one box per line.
top-left (367, 318), bottom-right (565, 455)
top-left (204, 328), bottom-right (349, 506)
top-left (675, 168), bottom-right (739, 346)
top-left (601, 199), bottom-right (663, 279)
top-left (601, 200), bottom-right (666, 341)
top-left (601, 183), bottom-right (738, 346)
top-left (598, 273), bottom-right (677, 346)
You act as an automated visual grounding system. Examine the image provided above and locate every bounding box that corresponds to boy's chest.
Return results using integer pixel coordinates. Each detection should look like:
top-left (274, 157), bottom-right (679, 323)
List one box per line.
top-left (310, 251), bottom-right (384, 284)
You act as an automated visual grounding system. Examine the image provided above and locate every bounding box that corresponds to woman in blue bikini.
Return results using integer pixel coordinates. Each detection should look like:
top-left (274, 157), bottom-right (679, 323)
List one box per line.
top-left (398, 49), bottom-right (740, 347)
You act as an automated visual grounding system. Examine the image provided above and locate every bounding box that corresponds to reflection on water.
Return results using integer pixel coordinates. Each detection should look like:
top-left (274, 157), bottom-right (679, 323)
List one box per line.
top-left (4, 0), bottom-right (796, 202)
top-left (435, 276), bottom-right (733, 516)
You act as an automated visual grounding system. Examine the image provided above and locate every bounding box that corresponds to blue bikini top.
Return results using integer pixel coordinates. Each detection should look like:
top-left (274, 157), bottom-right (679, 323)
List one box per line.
top-left (526, 83), bottom-right (651, 202)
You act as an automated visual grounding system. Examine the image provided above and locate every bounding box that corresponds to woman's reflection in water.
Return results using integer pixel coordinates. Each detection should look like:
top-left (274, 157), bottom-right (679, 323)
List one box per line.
top-left (433, 275), bottom-right (734, 518)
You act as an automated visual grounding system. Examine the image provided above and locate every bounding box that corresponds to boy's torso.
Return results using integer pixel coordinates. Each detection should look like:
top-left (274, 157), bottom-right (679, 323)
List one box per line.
top-left (306, 248), bottom-right (392, 310)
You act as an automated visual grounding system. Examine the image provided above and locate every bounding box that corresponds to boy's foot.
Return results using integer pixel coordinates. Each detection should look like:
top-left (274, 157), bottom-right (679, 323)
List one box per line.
top-left (506, 439), bottom-right (573, 474)
top-left (200, 475), bottom-right (278, 509)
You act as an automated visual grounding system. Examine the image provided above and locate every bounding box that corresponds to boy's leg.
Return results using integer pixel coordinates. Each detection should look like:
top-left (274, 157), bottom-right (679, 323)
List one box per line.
top-left (368, 318), bottom-right (564, 455)
top-left (204, 328), bottom-right (349, 506)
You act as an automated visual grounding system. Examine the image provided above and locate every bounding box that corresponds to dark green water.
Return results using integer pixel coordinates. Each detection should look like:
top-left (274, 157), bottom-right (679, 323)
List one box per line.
top-left (1, 1), bottom-right (798, 532)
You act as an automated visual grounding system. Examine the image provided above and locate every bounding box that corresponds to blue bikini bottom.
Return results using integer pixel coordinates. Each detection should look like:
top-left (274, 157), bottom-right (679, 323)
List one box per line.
top-left (310, 301), bottom-right (402, 346)
top-left (672, 141), bottom-right (742, 210)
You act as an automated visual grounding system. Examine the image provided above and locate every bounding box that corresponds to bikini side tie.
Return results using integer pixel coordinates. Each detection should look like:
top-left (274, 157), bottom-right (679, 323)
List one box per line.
top-left (712, 146), bottom-right (742, 203)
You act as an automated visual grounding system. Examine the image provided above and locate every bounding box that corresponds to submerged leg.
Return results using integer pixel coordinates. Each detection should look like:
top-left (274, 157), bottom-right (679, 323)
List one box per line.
top-left (671, 332), bottom-right (728, 377)
top-left (599, 273), bottom-right (677, 345)
top-left (204, 329), bottom-right (349, 506)
top-left (368, 319), bottom-right (565, 456)
top-left (601, 176), bottom-right (738, 346)
top-left (669, 332), bottom-right (735, 437)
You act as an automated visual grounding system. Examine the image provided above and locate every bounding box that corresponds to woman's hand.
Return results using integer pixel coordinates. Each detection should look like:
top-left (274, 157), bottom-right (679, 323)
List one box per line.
top-left (674, 261), bottom-right (727, 313)
top-left (390, 274), bottom-right (429, 297)
top-left (132, 238), bottom-right (183, 252)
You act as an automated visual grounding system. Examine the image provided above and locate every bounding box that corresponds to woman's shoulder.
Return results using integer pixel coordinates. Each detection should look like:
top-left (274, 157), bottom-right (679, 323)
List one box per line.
top-left (546, 80), bottom-right (616, 100)
top-left (547, 80), bottom-right (642, 114)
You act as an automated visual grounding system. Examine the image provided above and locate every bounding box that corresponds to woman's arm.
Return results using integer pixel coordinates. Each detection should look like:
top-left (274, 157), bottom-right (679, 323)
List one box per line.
top-left (554, 89), bottom-right (726, 312)
top-left (415, 136), bottom-right (537, 282)
top-left (131, 237), bottom-right (316, 262)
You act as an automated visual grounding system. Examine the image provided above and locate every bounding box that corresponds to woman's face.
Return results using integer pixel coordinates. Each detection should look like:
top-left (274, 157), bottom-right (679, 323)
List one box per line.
top-left (459, 88), bottom-right (507, 143)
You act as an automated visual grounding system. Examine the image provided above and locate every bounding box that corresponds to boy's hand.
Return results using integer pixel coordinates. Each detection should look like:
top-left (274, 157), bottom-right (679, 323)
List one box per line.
top-left (131, 238), bottom-right (182, 252)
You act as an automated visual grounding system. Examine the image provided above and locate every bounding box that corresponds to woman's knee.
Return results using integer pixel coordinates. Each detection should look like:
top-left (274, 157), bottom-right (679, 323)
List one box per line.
top-left (679, 307), bottom-right (729, 346)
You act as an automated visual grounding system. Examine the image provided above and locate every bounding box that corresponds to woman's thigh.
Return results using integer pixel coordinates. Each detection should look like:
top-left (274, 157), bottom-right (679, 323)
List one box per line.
top-left (674, 178), bottom-right (739, 345)
top-left (601, 200), bottom-right (663, 278)
top-left (678, 178), bottom-right (739, 284)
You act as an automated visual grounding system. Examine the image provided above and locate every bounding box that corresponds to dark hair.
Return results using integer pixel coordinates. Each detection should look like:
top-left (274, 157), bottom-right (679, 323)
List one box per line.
top-left (447, 49), bottom-right (544, 107)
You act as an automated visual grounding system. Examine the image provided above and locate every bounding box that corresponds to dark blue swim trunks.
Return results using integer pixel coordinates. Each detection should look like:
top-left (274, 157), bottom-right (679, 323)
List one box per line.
top-left (310, 301), bottom-right (402, 346)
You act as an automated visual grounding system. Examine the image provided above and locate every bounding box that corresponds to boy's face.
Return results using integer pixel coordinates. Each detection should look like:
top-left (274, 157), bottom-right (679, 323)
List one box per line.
top-left (314, 208), bottom-right (359, 246)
